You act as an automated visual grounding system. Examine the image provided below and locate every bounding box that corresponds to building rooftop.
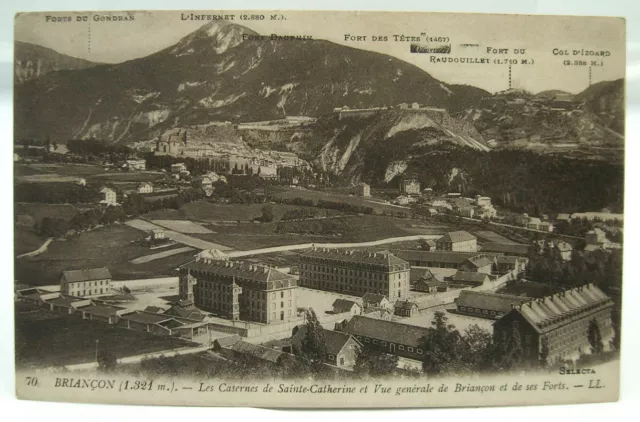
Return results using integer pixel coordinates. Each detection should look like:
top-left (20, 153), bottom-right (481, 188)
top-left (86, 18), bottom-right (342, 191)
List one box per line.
top-left (452, 271), bottom-right (490, 283)
top-left (362, 292), bottom-right (388, 304)
top-left (121, 311), bottom-right (173, 324)
top-left (504, 284), bottom-right (613, 333)
top-left (457, 290), bottom-right (527, 314)
top-left (394, 300), bottom-right (418, 310)
top-left (411, 268), bottom-right (444, 283)
top-left (438, 231), bottom-right (477, 243)
top-left (556, 242), bottom-right (573, 252)
top-left (463, 255), bottom-right (494, 268)
top-left (214, 334), bottom-right (242, 348)
top-left (393, 250), bottom-right (481, 265)
top-left (496, 256), bottom-right (522, 265)
top-left (228, 341), bottom-right (286, 364)
top-left (60, 268), bottom-right (112, 285)
top-left (181, 260), bottom-right (295, 289)
top-left (82, 305), bottom-right (126, 318)
top-left (46, 294), bottom-right (92, 308)
top-left (342, 316), bottom-right (429, 348)
top-left (302, 248), bottom-right (408, 268)
top-left (332, 299), bottom-right (359, 310)
top-left (292, 326), bottom-right (358, 356)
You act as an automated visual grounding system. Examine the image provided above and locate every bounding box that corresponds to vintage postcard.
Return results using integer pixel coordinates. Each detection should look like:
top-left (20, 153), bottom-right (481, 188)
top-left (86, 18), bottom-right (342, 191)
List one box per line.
top-left (13, 10), bottom-right (624, 408)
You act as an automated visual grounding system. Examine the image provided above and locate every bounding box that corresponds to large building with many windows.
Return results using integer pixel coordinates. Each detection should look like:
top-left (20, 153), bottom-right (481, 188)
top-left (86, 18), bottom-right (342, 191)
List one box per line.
top-left (299, 248), bottom-right (410, 301)
top-left (179, 258), bottom-right (298, 325)
top-left (60, 268), bottom-right (112, 297)
top-left (493, 284), bottom-right (615, 365)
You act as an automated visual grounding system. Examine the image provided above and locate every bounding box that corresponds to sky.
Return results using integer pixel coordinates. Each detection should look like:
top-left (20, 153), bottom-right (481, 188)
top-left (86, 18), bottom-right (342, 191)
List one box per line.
top-left (14, 10), bottom-right (626, 94)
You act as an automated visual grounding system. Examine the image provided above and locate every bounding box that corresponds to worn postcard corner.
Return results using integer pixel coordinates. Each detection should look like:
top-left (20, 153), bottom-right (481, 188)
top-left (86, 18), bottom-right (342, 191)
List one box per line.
top-left (13, 9), bottom-right (624, 409)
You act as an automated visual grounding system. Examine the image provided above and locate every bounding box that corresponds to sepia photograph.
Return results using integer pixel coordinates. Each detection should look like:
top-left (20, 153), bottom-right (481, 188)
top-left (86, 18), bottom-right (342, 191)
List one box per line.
top-left (11, 8), bottom-right (626, 409)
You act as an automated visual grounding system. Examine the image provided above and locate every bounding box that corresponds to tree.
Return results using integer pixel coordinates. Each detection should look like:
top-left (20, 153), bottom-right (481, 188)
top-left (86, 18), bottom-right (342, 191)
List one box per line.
top-left (462, 324), bottom-right (497, 374)
top-left (497, 320), bottom-right (526, 372)
top-left (353, 346), bottom-right (398, 378)
top-left (97, 349), bottom-right (117, 372)
top-left (300, 309), bottom-right (326, 368)
top-left (259, 204), bottom-right (274, 222)
top-left (539, 336), bottom-right (550, 368)
top-left (587, 319), bottom-right (604, 355)
top-left (420, 311), bottom-right (467, 376)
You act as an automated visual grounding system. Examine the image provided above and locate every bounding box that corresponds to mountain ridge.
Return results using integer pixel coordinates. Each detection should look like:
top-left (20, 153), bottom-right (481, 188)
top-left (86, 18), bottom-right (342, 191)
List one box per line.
top-left (14, 22), bottom-right (489, 144)
top-left (14, 41), bottom-right (103, 84)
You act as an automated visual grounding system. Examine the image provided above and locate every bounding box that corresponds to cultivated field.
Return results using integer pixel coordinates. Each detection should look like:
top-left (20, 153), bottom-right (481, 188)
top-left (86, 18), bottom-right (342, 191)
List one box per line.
top-left (474, 230), bottom-right (518, 244)
top-left (193, 215), bottom-right (416, 250)
top-left (15, 202), bottom-right (79, 224)
top-left (151, 220), bottom-right (215, 234)
top-left (270, 186), bottom-right (410, 215)
top-left (14, 228), bottom-right (46, 256)
top-left (144, 201), bottom-right (342, 223)
top-left (15, 302), bottom-right (197, 368)
top-left (14, 224), bottom-right (195, 285)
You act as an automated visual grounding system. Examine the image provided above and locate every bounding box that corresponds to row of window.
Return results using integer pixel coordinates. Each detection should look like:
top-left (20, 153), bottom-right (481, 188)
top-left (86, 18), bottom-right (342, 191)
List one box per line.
top-left (70, 280), bottom-right (109, 287)
top-left (69, 288), bottom-right (107, 296)
top-left (356, 336), bottom-right (424, 354)
top-left (458, 306), bottom-right (503, 316)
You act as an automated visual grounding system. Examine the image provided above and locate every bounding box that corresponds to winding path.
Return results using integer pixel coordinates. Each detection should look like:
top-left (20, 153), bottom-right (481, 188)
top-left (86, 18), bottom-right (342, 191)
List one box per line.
top-left (17, 238), bottom-right (53, 259)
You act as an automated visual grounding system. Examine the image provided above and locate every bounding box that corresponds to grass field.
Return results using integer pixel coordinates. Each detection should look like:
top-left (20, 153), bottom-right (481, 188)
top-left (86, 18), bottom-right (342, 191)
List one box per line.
top-left (474, 230), bottom-right (517, 244)
top-left (190, 214), bottom-right (415, 250)
top-left (144, 201), bottom-right (341, 223)
top-left (14, 224), bottom-right (194, 286)
top-left (270, 186), bottom-right (409, 215)
top-left (15, 302), bottom-right (197, 368)
top-left (14, 163), bottom-right (106, 177)
top-left (89, 171), bottom-right (166, 182)
top-left (14, 228), bottom-right (46, 256)
top-left (15, 203), bottom-right (79, 224)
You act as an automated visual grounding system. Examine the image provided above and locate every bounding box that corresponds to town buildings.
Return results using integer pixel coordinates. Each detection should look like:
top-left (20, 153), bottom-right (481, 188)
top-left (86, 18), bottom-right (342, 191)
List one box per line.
top-left (475, 195), bottom-right (492, 207)
top-left (394, 250), bottom-right (485, 269)
top-left (493, 284), bottom-right (615, 364)
top-left (556, 241), bottom-right (573, 261)
top-left (436, 231), bottom-right (478, 252)
top-left (124, 159), bottom-right (146, 171)
top-left (362, 293), bottom-right (392, 310)
top-left (150, 229), bottom-right (165, 240)
top-left (456, 290), bottom-right (527, 320)
top-left (291, 325), bottom-right (361, 370)
top-left (339, 315), bottom-right (430, 360)
top-left (451, 271), bottom-right (490, 287)
top-left (60, 268), bottom-right (112, 297)
top-left (527, 217), bottom-right (554, 232)
top-left (99, 187), bottom-right (117, 206)
top-left (171, 163), bottom-right (188, 174)
top-left (394, 300), bottom-right (419, 317)
top-left (299, 248), bottom-right (411, 301)
top-left (399, 177), bottom-right (421, 196)
top-left (137, 182), bottom-right (153, 194)
top-left (496, 255), bottom-right (527, 274)
top-left (458, 255), bottom-right (495, 274)
top-left (332, 299), bottom-right (362, 316)
top-left (179, 257), bottom-right (298, 325)
top-left (412, 269), bottom-right (448, 293)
